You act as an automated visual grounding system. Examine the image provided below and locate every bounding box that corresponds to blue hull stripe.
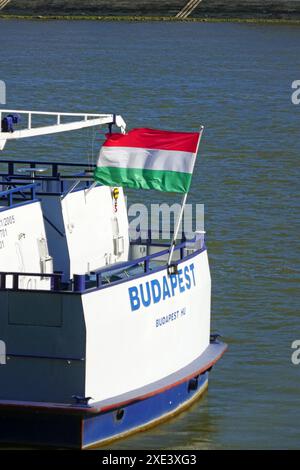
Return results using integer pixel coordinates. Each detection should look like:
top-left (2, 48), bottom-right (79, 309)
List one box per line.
top-left (83, 373), bottom-right (209, 449)
top-left (0, 373), bottom-right (208, 449)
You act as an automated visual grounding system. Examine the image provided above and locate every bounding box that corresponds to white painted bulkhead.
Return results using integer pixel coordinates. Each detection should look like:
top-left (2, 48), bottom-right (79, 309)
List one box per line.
top-left (82, 249), bottom-right (211, 403)
top-left (0, 201), bottom-right (52, 290)
top-left (41, 185), bottom-right (129, 281)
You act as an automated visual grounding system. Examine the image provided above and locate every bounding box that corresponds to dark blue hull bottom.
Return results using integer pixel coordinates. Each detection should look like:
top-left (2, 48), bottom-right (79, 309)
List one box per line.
top-left (0, 372), bottom-right (209, 449)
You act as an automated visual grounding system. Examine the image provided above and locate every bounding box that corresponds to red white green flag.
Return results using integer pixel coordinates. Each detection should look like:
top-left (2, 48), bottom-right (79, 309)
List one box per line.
top-left (94, 127), bottom-right (203, 193)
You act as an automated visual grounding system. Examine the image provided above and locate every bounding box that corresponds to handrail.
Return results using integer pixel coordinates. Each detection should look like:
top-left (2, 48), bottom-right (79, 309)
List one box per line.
top-left (130, 228), bottom-right (188, 243)
top-left (0, 161), bottom-right (97, 198)
top-left (0, 183), bottom-right (38, 206)
top-left (1, 174), bottom-right (92, 182)
top-left (0, 271), bottom-right (63, 291)
top-left (92, 241), bottom-right (187, 288)
top-left (0, 159), bottom-right (96, 179)
top-left (0, 182), bottom-right (37, 197)
top-left (0, 239), bottom-right (202, 294)
top-left (0, 159), bottom-right (95, 167)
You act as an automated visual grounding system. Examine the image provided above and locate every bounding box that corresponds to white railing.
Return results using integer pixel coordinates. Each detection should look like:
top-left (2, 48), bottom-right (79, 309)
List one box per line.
top-left (176, 0), bottom-right (203, 19)
top-left (0, 109), bottom-right (126, 150)
top-left (0, 0), bottom-right (11, 11)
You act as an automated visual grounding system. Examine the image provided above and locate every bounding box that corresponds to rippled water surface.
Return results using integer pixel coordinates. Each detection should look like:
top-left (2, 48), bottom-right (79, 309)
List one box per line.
top-left (0, 19), bottom-right (299, 449)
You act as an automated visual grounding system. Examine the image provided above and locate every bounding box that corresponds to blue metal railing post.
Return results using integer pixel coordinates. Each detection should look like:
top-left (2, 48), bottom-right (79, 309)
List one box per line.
top-left (8, 162), bottom-right (14, 176)
top-left (53, 273), bottom-right (62, 291)
top-left (52, 164), bottom-right (58, 178)
top-left (144, 259), bottom-right (150, 273)
top-left (73, 274), bottom-right (85, 293)
top-left (97, 274), bottom-right (102, 288)
top-left (0, 274), bottom-right (6, 289)
top-left (0, 239), bottom-right (193, 294)
top-left (12, 274), bottom-right (18, 291)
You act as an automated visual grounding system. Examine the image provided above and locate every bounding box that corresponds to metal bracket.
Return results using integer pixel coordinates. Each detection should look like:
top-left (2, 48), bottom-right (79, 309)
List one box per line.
top-left (210, 333), bottom-right (221, 343)
top-left (72, 395), bottom-right (92, 407)
top-left (167, 264), bottom-right (178, 276)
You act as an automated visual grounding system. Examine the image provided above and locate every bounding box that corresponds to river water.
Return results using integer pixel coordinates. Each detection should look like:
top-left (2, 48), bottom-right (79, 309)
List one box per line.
top-left (0, 19), bottom-right (299, 450)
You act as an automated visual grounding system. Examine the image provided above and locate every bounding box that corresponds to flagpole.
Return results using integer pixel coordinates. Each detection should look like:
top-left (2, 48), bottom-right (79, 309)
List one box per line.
top-left (167, 126), bottom-right (204, 270)
top-left (167, 192), bottom-right (188, 268)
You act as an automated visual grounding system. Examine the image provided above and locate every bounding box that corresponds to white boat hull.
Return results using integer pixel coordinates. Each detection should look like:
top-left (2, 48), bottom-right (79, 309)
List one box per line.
top-left (83, 249), bottom-right (211, 403)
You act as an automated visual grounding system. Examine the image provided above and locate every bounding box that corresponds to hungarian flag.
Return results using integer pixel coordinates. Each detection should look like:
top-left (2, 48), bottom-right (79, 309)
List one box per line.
top-left (94, 127), bottom-right (203, 193)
